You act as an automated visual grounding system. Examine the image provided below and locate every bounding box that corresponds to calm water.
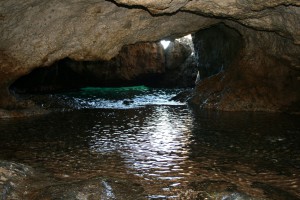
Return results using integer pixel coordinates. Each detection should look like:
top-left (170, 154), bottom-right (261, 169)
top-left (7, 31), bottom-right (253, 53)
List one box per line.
top-left (0, 87), bottom-right (300, 199)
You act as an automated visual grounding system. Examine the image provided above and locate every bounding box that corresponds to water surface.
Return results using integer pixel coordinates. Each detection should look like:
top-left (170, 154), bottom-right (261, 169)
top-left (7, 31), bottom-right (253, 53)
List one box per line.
top-left (0, 87), bottom-right (299, 199)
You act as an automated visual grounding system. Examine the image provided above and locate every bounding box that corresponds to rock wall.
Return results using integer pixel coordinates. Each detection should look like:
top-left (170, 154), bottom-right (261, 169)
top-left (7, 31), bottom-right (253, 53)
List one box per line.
top-left (114, 0), bottom-right (300, 44)
top-left (0, 0), bottom-right (216, 108)
top-left (193, 23), bottom-right (242, 80)
top-left (190, 22), bottom-right (300, 112)
top-left (67, 42), bottom-right (166, 87)
top-left (12, 41), bottom-right (195, 92)
top-left (157, 40), bottom-right (197, 87)
top-left (0, 0), bottom-right (300, 112)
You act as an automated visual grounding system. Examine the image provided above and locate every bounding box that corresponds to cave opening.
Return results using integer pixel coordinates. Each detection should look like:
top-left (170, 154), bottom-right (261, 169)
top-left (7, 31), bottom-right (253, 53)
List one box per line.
top-left (7, 23), bottom-right (246, 111)
top-left (10, 24), bottom-right (242, 97)
top-left (10, 33), bottom-right (200, 95)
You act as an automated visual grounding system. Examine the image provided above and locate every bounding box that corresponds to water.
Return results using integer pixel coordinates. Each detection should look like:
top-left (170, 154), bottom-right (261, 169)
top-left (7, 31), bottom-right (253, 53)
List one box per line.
top-left (0, 86), bottom-right (300, 199)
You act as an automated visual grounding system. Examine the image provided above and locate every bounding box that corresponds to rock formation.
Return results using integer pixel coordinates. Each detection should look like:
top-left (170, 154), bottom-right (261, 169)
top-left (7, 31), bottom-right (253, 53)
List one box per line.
top-left (190, 22), bottom-right (300, 112)
top-left (0, 0), bottom-right (216, 109)
top-left (0, 0), bottom-right (299, 113)
top-left (0, 161), bottom-right (145, 199)
top-left (158, 40), bottom-right (197, 87)
top-left (11, 41), bottom-right (194, 92)
top-left (193, 23), bottom-right (242, 80)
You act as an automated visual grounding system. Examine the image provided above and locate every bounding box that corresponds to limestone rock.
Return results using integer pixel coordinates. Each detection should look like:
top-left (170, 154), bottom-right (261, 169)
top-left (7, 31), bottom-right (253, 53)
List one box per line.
top-left (193, 23), bottom-right (242, 80)
top-left (0, 161), bottom-right (34, 199)
top-left (12, 41), bottom-right (196, 91)
top-left (1, 0), bottom-right (300, 113)
top-left (67, 42), bottom-right (165, 86)
top-left (0, 0), bottom-right (216, 108)
top-left (190, 22), bottom-right (300, 112)
top-left (113, 0), bottom-right (300, 44)
top-left (114, 0), bottom-right (190, 14)
top-left (158, 40), bottom-right (197, 87)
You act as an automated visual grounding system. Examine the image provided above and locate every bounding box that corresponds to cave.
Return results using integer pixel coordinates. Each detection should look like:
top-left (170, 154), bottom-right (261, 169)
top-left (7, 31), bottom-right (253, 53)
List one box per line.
top-left (0, 1), bottom-right (299, 113)
top-left (10, 35), bottom-right (196, 93)
top-left (0, 0), bottom-right (300, 199)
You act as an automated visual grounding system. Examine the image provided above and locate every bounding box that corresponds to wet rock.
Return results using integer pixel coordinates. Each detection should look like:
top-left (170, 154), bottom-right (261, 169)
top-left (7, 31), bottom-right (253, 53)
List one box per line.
top-left (0, 161), bottom-right (34, 199)
top-left (123, 100), bottom-right (134, 105)
top-left (252, 182), bottom-right (299, 200)
top-left (0, 0), bottom-right (216, 109)
top-left (192, 23), bottom-right (242, 80)
top-left (0, 0), bottom-right (299, 114)
top-left (190, 23), bottom-right (300, 112)
top-left (182, 180), bottom-right (253, 200)
top-left (170, 89), bottom-right (193, 103)
top-left (0, 160), bottom-right (145, 200)
top-left (31, 178), bottom-right (145, 200)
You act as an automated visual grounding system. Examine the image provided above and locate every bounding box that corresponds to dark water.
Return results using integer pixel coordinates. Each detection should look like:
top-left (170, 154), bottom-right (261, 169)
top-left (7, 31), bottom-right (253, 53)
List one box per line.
top-left (0, 87), bottom-right (300, 199)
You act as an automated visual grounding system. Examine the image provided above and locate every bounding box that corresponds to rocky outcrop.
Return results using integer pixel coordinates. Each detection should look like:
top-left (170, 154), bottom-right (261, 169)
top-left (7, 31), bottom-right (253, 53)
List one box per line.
top-left (0, 161), bottom-right (34, 199)
top-left (0, 0), bottom-right (216, 109)
top-left (68, 42), bottom-right (165, 87)
top-left (0, 0), bottom-right (300, 113)
top-left (0, 161), bottom-right (145, 199)
top-left (157, 40), bottom-right (197, 87)
top-left (114, 0), bottom-right (300, 44)
top-left (190, 23), bottom-right (300, 112)
top-left (193, 23), bottom-right (242, 80)
top-left (11, 41), bottom-right (195, 92)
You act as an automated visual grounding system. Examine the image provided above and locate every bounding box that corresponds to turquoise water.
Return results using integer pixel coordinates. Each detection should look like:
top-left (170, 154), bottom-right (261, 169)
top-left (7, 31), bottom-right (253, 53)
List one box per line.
top-left (0, 87), bottom-right (300, 199)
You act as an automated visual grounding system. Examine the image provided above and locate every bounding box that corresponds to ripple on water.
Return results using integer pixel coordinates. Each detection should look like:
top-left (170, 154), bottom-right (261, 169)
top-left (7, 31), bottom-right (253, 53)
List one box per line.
top-left (0, 87), bottom-right (300, 199)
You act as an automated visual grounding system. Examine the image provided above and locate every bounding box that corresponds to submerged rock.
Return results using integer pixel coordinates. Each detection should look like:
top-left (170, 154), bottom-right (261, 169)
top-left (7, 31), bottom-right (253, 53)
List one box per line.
top-left (0, 161), bottom-right (34, 199)
top-left (31, 178), bottom-right (145, 200)
top-left (0, 160), bottom-right (145, 200)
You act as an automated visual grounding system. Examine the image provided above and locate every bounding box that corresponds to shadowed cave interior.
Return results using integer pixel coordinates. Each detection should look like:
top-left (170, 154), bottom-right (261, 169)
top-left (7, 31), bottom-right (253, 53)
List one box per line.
top-left (10, 23), bottom-right (242, 95)
top-left (1, 1), bottom-right (300, 199)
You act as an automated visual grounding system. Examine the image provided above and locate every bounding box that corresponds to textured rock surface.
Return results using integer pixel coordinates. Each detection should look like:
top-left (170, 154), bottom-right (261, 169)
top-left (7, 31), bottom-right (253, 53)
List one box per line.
top-left (193, 23), bottom-right (242, 80)
top-left (67, 42), bottom-right (166, 87)
top-left (114, 0), bottom-right (300, 44)
top-left (158, 40), bottom-right (197, 87)
top-left (190, 22), bottom-right (300, 112)
top-left (0, 161), bottom-right (145, 199)
top-left (0, 0), bottom-right (300, 113)
top-left (0, 161), bottom-right (34, 199)
top-left (11, 41), bottom-right (195, 92)
top-left (0, 0), bottom-right (216, 108)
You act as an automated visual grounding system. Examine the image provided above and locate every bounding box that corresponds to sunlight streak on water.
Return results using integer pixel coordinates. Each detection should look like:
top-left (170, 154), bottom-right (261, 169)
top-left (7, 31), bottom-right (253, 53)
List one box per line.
top-left (88, 106), bottom-right (193, 183)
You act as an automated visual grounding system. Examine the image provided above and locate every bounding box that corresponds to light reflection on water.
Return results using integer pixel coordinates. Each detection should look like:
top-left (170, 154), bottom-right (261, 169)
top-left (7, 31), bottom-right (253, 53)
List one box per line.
top-left (88, 106), bottom-right (193, 183)
top-left (0, 87), bottom-right (300, 199)
top-left (61, 86), bottom-right (185, 109)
